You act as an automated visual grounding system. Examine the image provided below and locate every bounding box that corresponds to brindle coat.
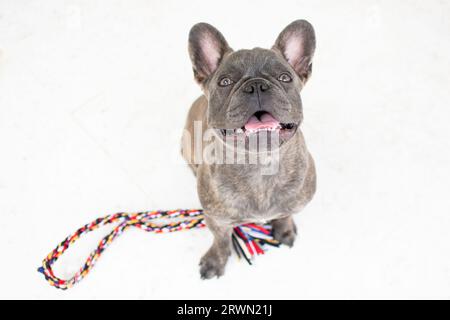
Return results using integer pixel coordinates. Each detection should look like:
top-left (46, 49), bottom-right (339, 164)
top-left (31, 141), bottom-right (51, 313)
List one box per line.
top-left (182, 20), bottom-right (317, 279)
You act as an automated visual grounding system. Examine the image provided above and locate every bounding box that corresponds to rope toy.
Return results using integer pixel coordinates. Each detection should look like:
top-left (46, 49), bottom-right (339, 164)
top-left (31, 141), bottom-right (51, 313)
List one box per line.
top-left (38, 209), bottom-right (281, 290)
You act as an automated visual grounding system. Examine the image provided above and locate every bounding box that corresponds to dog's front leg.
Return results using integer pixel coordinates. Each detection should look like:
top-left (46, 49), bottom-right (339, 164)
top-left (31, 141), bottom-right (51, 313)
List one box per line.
top-left (271, 215), bottom-right (297, 247)
top-left (199, 215), bottom-right (232, 279)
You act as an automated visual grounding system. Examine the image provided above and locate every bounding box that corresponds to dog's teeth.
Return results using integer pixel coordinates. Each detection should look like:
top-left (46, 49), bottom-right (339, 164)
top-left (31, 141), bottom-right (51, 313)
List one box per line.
top-left (236, 128), bottom-right (244, 134)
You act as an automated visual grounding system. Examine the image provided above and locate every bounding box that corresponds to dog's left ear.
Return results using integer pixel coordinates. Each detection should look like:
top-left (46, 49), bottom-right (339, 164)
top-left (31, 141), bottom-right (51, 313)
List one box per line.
top-left (188, 23), bottom-right (232, 84)
top-left (273, 20), bottom-right (316, 83)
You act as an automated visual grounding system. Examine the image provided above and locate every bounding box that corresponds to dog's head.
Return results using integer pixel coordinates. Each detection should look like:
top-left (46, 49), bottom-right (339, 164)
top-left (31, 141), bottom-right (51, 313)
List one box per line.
top-left (188, 20), bottom-right (315, 148)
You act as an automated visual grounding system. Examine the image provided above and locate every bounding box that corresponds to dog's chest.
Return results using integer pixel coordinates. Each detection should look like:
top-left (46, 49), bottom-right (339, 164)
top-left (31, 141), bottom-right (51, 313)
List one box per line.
top-left (210, 160), bottom-right (307, 222)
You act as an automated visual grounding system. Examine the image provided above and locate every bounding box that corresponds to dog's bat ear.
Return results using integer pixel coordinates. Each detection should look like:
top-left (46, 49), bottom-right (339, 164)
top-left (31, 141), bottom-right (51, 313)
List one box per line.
top-left (273, 20), bottom-right (316, 83)
top-left (188, 23), bottom-right (232, 84)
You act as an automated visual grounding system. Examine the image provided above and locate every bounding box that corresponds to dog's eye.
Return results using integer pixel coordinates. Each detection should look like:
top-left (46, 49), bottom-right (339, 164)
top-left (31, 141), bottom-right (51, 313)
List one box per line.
top-left (219, 77), bottom-right (233, 87)
top-left (278, 73), bottom-right (292, 83)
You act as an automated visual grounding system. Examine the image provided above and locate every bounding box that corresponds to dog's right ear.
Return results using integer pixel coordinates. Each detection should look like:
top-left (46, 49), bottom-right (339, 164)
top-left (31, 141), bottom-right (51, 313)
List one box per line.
top-left (188, 23), bottom-right (232, 84)
top-left (273, 20), bottom-right (316, 84)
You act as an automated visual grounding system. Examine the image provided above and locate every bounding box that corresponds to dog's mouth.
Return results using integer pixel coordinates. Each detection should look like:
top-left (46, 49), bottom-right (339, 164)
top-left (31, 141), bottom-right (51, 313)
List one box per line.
top-left (218, 111), bottom-right (297, 139)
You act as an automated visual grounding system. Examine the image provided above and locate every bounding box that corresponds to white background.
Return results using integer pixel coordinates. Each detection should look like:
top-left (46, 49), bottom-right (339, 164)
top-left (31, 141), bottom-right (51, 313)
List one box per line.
top-left (1, 0), bottom-right (449, 299)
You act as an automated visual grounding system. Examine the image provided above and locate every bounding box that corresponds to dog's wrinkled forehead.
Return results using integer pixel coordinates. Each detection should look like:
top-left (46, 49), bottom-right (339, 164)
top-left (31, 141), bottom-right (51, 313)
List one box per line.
top-left (215, 48), bottom-right (290, 80)
top-left (188, 20), bottom-right (315, 87)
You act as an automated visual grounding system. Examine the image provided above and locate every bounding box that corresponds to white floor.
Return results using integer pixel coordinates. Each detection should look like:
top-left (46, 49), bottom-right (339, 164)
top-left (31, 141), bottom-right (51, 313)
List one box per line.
top-left (1, 0), bottom-right (450, 299)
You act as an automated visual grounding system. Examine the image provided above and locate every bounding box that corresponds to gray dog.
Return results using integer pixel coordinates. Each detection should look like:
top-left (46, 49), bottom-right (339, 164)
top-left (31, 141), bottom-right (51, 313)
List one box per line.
top-left (181, 20), bottom-right (316, 279)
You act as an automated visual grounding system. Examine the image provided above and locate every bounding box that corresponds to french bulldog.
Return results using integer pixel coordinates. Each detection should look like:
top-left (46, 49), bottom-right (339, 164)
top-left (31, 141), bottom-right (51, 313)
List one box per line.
top-left (181, 20), bottom-right (317, 279)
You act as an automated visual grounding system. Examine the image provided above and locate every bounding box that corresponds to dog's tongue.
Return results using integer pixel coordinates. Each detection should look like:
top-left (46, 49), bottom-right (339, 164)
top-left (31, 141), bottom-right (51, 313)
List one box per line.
top-left (244, 113), bottom-right (280, 131)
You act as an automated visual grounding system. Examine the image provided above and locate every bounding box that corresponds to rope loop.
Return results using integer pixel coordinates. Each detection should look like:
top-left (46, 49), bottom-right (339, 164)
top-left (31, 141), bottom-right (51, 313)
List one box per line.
top-left (38, 209), bottom-right (280, 290)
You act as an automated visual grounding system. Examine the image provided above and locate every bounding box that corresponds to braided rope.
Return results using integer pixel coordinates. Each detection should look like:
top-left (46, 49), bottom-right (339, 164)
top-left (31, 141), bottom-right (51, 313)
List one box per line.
top-left (38, 209), bottom-right (279, 290)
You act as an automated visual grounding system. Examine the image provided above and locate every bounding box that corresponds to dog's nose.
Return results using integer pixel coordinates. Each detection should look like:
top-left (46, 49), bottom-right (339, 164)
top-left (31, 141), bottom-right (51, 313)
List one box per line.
top-left (243, 80), bottom-right (270, 94)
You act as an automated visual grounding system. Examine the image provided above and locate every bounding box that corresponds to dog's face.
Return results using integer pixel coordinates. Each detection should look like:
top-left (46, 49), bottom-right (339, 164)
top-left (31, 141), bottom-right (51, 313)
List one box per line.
top-left (189, 20), bottom-right (315, 148)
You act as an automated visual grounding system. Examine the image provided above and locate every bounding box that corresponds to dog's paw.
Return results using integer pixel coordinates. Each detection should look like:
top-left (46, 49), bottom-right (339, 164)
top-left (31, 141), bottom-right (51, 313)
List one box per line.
top-left (199, 247), bottom-right (230, 280)
top-left (272, 218), bottom-right (297, 247)
top-left (199, 257), bottom-right (225, 280)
